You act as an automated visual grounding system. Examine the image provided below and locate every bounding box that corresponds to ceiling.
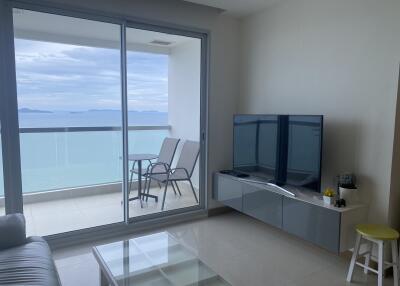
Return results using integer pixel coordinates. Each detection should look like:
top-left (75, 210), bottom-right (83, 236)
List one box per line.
top-left (13, 9), bottom-right (196, 54)
top-left (183, 0), bottom-right (280, 17)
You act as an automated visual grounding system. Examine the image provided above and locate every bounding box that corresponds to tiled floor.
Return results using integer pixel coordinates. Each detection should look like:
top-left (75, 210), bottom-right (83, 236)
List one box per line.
top-left (53, 212), bottom-right (395, 286)
top-left (0, 183), bottom-right (199, 236)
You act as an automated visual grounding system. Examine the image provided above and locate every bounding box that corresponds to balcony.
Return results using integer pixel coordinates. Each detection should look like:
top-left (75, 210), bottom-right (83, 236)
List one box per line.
top-left (0, 125), bottom-right (200, 236)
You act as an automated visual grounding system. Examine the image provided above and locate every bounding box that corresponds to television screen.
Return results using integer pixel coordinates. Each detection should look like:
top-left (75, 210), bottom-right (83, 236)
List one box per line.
top-left (233, 114), bottom-right (323, 192)
top-left (233, 115), bottom-right (278, 181)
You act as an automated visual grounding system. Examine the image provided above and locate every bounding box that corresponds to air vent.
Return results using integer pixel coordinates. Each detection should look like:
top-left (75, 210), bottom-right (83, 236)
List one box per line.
top-left (149, 40), bottom-right (173, 46)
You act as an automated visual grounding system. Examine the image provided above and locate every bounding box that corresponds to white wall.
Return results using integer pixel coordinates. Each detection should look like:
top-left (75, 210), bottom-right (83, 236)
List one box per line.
top-left (239, 0), bottom-right (400, 225)
top-left (39, 0), bottom-right (240, 209)
top-left (208, 15), bottom-right (240, 208)
top-left (168, 39), bottom-right (201, 187)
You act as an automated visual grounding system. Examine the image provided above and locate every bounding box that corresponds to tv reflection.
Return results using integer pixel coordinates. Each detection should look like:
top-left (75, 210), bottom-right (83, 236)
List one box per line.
top-left (233, 115), bottom-right (323, 192)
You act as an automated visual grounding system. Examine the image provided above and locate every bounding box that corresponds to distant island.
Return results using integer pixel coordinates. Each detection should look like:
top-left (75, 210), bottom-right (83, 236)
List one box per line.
top-left (18, 108), bottom-right (168, 128)
top-left (86, 109), bottom-right (166, 113)
top-left (19, 108), bottom-right (53, 114)
top-left (87, 109), bottom-right (120, 112)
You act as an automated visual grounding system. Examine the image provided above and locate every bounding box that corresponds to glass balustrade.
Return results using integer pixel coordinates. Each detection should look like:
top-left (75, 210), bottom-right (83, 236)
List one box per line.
top-left (17, 128), bottom-right (168, 194)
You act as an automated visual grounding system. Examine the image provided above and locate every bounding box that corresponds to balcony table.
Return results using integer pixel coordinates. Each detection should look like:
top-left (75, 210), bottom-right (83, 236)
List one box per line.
top-left (128, 153), bottom-right (159, 208)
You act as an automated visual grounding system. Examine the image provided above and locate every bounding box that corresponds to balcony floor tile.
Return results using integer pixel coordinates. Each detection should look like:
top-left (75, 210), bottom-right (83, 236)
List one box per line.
top-left (23, 182), bottom-right (199, 236)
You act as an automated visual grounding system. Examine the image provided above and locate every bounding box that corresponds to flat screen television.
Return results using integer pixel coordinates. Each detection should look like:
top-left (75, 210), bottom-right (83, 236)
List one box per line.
top-left (233, 114), bottom-right (323, 192)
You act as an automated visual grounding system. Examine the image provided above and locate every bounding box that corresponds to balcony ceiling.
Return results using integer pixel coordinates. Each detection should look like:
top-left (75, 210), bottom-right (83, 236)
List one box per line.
top-left (13, 9), bottom-right (194, 54)
top-left (183, 0), bottom-right (280, 17)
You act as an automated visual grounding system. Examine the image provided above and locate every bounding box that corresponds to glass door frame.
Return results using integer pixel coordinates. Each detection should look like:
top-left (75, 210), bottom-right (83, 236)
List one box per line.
top-left (0, 0), bottom-right (209, 236)
top-left (0, 0), bottom-right (23, 214)
top-left (123, 21), bottom-right (208, 223)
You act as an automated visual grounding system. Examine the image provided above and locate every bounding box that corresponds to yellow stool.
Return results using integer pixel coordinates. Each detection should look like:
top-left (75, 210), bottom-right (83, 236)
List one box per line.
top-left (347, 224), bottom-right (399, 286)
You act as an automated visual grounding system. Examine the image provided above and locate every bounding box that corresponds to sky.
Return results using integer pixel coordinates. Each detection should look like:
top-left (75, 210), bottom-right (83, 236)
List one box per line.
top-left (14, 39), bottom-right (168, 112)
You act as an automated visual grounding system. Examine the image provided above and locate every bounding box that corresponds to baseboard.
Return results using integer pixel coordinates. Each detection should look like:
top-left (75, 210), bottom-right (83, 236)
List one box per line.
top-left (207, 206), bottom-right (233, 217)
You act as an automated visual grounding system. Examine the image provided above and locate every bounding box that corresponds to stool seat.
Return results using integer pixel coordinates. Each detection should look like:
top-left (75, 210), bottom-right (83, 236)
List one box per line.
top-left (356, 224), bottom-right (399, 240)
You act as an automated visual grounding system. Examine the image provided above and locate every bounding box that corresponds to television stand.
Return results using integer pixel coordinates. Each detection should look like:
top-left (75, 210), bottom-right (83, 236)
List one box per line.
top-left (213, 172), bottom-right (368, 253)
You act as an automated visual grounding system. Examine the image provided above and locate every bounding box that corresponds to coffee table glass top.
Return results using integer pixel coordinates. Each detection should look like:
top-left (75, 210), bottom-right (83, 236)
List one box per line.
top-left (93, 232), bottom-right (231, 286)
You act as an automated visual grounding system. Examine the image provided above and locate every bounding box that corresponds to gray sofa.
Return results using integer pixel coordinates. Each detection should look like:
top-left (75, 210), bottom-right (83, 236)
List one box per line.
top-left (0, 213), bottom-right (61, 285)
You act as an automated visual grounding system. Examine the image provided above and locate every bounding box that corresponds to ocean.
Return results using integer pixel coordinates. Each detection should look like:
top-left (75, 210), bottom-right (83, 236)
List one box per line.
top-left (0, 110), bottom-right (169, 196)
top-left (18, 109), bottom-right (168, 128)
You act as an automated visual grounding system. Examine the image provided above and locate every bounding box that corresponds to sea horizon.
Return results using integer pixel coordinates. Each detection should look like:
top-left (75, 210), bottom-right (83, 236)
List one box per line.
top-left (18, 109), bottom-right (168, 128)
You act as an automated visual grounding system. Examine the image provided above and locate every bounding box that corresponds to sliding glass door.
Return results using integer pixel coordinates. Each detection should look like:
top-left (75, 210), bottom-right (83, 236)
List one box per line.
top-left (2, 2), bottom-right (207, 236)
top-left (125, 27), bottom-right (202, 220)
top-left (13, 8), bottom-right (124, 236)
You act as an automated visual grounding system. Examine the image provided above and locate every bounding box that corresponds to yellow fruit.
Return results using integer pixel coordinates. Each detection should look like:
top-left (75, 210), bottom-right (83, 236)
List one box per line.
top-left (323, 188), bottom-right (335, 197)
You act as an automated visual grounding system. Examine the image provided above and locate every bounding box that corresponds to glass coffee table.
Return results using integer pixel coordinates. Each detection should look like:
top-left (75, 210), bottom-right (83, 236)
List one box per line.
top-left (93, 232), bottom-right (231, 286)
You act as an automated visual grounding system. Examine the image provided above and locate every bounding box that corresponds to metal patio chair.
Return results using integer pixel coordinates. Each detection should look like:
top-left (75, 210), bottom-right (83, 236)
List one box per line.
top-left (144, 140), bottom-right (200, 210)
top-left (129, 137), bottom-right (180, 195)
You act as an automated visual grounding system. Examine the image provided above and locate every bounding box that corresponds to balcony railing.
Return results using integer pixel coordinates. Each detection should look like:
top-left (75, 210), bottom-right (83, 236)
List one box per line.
top-left (19, 125), bottom-right (170, 133)
top-left (0, 125), bottom-right (170, 197)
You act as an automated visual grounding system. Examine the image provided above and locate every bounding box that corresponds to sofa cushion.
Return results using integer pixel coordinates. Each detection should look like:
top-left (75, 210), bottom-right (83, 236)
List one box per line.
top-left (0, 236), bottom-right (61, 285)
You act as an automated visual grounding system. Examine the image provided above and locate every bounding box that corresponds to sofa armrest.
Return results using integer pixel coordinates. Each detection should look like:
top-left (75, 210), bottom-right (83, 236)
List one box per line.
top-left (0, 213), bottom-right (27, 250)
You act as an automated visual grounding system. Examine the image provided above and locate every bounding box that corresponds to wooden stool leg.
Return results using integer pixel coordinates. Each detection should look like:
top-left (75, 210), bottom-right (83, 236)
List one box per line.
top-left (364, 241), bottom-right (373, 274)
top-left (378, 240), bottom-right (384, 286)
top-left (392, 240), bottom-right (399, 286)
top-left (347, 233), bottom-right (362, 282)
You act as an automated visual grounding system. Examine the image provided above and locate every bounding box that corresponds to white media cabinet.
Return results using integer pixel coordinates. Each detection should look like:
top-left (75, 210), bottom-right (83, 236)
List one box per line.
top-left (213, 172), bottom-right (368, 253)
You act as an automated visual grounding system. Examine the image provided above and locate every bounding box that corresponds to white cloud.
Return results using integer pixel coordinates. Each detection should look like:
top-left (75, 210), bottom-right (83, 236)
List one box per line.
top-left (15, 39), bottom-right (169, 112)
